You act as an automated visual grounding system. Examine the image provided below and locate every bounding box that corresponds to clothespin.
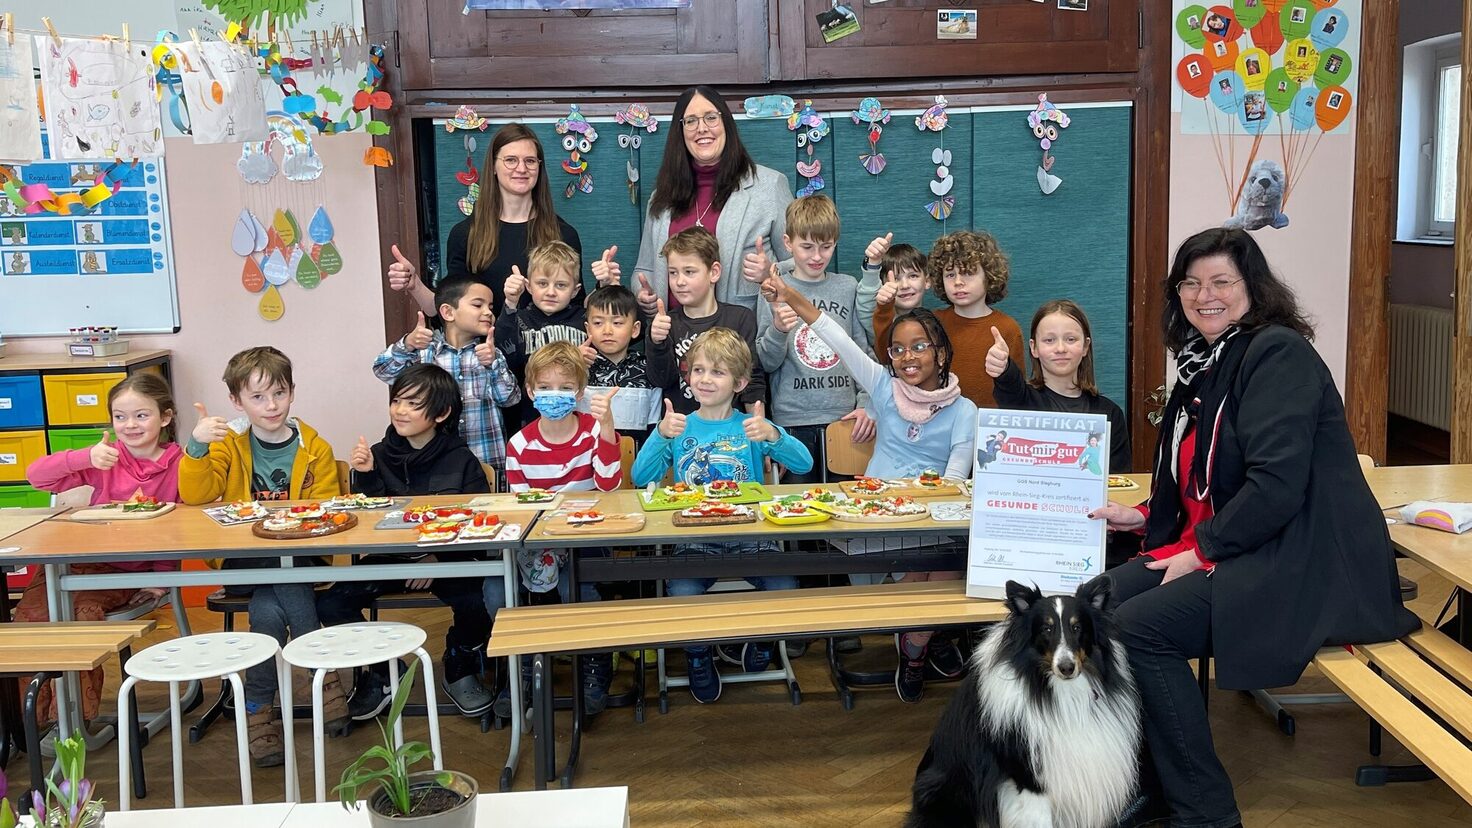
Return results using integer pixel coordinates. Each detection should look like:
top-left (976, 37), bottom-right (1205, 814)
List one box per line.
top-left (41, 16), bottom-right (62, 47)
top-left (283, 28), bottom-right (292, 55)
top-left (122, 23), bottom-right (130, 50)
top-left (3, 13), bottom-right (13, 47)
top-left (359, 25), bottom-right (367, 46)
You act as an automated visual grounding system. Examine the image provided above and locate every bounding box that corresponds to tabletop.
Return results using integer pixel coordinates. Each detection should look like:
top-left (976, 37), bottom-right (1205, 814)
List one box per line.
top-left (0, 348), bottom-right (171, 373)
top-left (282, 787), bottom-right (630, 827)
top-left (0, 508), bottom-right (63, 543)
top-left (1364, 465), bottom-right (1472, 593)
top-left (20, 803), bottom-right (295, 828)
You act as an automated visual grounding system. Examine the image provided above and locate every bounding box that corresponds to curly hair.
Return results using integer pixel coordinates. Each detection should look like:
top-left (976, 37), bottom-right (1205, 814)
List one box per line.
top-left (925, 230), bottom-right (1010, 306)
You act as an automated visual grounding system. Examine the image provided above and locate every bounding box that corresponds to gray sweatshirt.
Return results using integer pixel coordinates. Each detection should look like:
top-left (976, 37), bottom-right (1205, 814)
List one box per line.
top-left (755, 264), bottom-right (872, 427)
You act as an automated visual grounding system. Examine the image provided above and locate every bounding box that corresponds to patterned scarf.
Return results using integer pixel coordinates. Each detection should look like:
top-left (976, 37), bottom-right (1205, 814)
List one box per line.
top-left (1169, 325), bottom-right (1242, 487)
top-left (892, 373), bottom-right (963, 426)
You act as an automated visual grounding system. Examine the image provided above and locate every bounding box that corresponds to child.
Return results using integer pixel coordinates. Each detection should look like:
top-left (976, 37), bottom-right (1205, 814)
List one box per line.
top-left (494, 240), bottom-right (589, 427)
top-left (498, 342), bottom-right (622, 714)
top-left (754, 195), bottom-right (873, 484)
top-left (180, 346), bottom-right (344, 768)
top-left (872, 230), bottom-right (1025, 408)
top-left (317, 364), bottom-right (495, 719)
top-left (984, 298), bottom-right (1130, 473)
top-left (762, 270), bottom-right (977, 704)
top-left (582, 283), bottom-right (654, 444)
top-left (632, 329), bottom-right (812, 704)
top-left (372, 275), bottom-right (520, 473)
top-left (21, 374), bottom-right (182, 733)
top-left (642, 227), bottom-right (766, 416)
top-left (857, 236), bottom-right (929, 341)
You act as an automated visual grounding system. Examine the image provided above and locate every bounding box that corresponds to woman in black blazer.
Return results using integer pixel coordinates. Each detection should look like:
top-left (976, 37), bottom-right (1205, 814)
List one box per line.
top-left (1092, 227), bottom-right (1417, 828)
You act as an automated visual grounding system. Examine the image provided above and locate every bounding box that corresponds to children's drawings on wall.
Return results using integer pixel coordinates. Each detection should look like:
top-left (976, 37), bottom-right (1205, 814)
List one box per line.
top-left (0, 37), bottom-right (42, 164)
top-left (176, 40), bottom-right (268, 145)
top-left (36, 37), bottom-right (162, 160)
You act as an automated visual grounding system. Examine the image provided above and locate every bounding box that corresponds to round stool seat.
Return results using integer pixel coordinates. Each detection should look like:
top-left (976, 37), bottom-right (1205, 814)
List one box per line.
top-left (283, 622), bottom-right (427, 671)
top-left (125, 632), bottom-right (279, 683)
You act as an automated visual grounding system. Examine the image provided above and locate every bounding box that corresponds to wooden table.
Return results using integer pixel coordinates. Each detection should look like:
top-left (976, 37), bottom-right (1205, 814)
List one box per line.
top-left (0, 507), bottom-right (62, 543)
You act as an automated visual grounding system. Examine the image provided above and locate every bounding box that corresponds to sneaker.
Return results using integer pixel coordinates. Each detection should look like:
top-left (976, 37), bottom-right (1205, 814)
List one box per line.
top-left (493, 682), bottom-right (529, 720)
top-left (926, 638), bottom-right (966, 679)
top-left (834, 635), bottom-right (863, 655)
top-left (321, 672), bottom-right (351, 735)
top-left (581, 653), bottom-right (614, 717)
top-left (348, 675), bottom-right (391, 721)
top-left (1114, 793), bottom-right (1172, 828)
top-left (443, 674), bottom-right (495, 716)
top-left (716, 643), bottom-right (744, 667)
top-left (741, 642), bottom-right (775, 673)
top-left (246, 709), bottom-right (285, 768)
top-left (784, 638), bottom-right (811, 659)
top-left (895, 637), bottom-right (927, 704)
top-left (685, 647), bottom-right (722, 704)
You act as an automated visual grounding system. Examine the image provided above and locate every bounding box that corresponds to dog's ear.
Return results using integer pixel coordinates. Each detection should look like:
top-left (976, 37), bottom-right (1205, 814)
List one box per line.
top-left (1077, 576), bottom-right (1112, 611)
top-left (1005, 580), bottom-right (1041, 615)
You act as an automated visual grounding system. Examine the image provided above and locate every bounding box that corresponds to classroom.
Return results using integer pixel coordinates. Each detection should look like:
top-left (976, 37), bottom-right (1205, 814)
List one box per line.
top-left (0, 0), bottom-right (1468, 826)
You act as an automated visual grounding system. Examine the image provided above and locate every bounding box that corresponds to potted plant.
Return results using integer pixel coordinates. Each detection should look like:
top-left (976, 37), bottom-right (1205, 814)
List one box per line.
top-left (30, 733), bottom-right (104, 828)
top-left (334, 661), bottom-right (478, 826)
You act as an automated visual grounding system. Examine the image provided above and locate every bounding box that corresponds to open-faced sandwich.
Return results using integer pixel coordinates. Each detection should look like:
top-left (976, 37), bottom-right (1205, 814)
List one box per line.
top-left (457, 511), bottom-right (503, 539)
top-left (851, 476), bottom-right (890, 494)
top-left (567, 510), bottom-right (606, 525)
top-left (915, 469), bottom-right (945, 488)
top-left (769, 499), bottom-right (815, 517)
top-left (286, 502), bottom-right (326, 519)
top-left (223, 501), bottom-right (264, 520)
top-left (417, 520), bottom-right (461, 543)
top-left (1107, 475), bottom-right (1138, 490)
top-left (660, 482), bottom-right (700, 499)
top-left (326, 494), bottom-right (395, 510)
top-left (801, 487), bottom-right (846, 505)
top-left (878, 495), bottom-right (928, 515)
top-left (262, 511), bottom-right (303, 532)
top-left (515, 488), bottom-right (557, 504)
top-left (403, 505), bottom-right (474, 524)
top-left (704, 480), bottom-right (742, 498)
top-left (119, 493), bottom-right (167, 513)
top-left (679, 500), bottom-right (753, 519)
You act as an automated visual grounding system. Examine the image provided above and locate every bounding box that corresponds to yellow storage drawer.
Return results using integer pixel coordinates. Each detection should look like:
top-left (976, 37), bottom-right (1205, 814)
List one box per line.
top-left (43, 372), bottom-right (125, 426)
top-left (0, 430), bottom-right (46, 482)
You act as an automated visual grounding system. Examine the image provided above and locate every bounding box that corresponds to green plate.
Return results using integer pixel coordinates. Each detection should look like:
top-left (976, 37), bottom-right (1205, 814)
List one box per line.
top-left (639, 482), bottom-right (772, 511)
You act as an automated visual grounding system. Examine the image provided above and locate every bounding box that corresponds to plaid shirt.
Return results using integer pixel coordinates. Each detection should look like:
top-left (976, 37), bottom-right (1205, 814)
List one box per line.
top-left (372, 330), bottom-right (522, 469)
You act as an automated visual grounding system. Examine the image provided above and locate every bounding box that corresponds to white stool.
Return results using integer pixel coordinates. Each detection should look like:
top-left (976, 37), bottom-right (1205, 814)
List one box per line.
top-left (118, 632), bottom-right (297, 810)
top-left (282, 622), bottom-right (443, 802)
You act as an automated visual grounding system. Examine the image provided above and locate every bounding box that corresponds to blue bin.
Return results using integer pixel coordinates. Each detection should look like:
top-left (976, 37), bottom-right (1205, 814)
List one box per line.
top-left (0, 375), bottom-right (44, 429)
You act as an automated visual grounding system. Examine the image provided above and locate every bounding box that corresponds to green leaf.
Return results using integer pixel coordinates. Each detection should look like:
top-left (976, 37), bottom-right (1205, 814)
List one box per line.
top-left (386, 661), bottom-right (418, 732)
top-left (364, 121), bottom-right (390, 136)
top-left (1, 797), bottom-right (16, 828)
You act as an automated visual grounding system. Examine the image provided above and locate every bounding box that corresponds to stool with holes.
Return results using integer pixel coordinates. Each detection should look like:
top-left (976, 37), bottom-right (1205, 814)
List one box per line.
top-left (117, 632), bottom-right (297, 810)
top-left (282, 622), bottom-right (444, 802)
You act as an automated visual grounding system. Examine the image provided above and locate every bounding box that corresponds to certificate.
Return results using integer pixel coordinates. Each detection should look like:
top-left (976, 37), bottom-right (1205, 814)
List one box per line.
top-left (967, 409), bottom-right (1109, 599)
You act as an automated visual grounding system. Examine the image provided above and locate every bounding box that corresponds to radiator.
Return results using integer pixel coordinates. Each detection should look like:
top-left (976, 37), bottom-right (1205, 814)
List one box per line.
top-left (1389, 303), bottom-right (1452, 431)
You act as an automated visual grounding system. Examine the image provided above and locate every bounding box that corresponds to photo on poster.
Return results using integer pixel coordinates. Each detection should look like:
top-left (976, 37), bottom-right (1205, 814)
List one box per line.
top-left (817, 3), bottom-right (861, 43)
top-left (1, 223), bottom-right (27, 247)
top-left (936, 9), bottom-right (978, 39)
top-left (1058, 0), bottom-right (1088, 10)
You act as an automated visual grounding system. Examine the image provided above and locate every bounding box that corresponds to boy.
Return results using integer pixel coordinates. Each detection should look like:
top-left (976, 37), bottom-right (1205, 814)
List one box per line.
top-left (181, 346), bottom-right (344, 768)
top-left (632, 329), bottom-right (812, 704)
top-left (319, 363), bottom-right (496, 718)
top-left (498, 341), bottom-right (622, 715)
top-left (755, 195), bottom-right (872, 484)
top-left (872, 230), bottom-right (1025, 408)
top-left (855, 233), bottom-right (929, 342)
top-left (580, 284), bottom-right (656, 444)
top-left (372, 275), bottom-right (520, 474)
top-left (642, 227), bottom-right (765, 417)
top-left (495, 240), bottom-right (589, 427)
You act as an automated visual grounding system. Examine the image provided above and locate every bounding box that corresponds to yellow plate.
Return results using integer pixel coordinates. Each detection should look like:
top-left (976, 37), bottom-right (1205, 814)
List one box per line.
top-left (759, 503), bottom-right (832, 526)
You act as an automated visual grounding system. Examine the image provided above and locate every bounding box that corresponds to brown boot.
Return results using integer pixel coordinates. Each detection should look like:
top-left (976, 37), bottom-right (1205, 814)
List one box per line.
top-left (246, 710), bottom-right (285, 768)
top-left (321, 671), bottom-right (351, 736)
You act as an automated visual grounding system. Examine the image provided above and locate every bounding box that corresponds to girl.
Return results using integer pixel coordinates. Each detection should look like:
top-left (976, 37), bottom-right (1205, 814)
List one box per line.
top-left (762, 269), bottom-right (976, 704)
top-left (21, 373), bottom-right (183, 734)
top-left (984, 299), bottom-right (1130, 473)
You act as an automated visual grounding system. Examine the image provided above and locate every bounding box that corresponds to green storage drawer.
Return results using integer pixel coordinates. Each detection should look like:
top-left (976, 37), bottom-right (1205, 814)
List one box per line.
top-left (48, 427), bottom-right (107, 454)
top-left (0, 484), bottom-right (50, 508)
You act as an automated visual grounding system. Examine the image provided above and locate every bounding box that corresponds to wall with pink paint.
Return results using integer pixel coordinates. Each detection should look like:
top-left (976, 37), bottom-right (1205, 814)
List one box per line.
top-left (5, 134), bottom-right (388, 457)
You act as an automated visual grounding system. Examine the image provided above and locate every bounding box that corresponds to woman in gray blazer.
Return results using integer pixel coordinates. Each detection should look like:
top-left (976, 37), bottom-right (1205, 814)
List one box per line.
top-left (632, 86), bottom-right (792, 315)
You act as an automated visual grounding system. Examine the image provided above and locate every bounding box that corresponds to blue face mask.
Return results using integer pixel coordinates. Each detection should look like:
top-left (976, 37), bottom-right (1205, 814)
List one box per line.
top-left (532, 390), bottom-right (578, 420)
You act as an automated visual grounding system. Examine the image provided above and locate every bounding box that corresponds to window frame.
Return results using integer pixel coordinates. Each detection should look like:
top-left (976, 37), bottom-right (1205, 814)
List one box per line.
top-left (1426, 44), bottom-right (1461, 238)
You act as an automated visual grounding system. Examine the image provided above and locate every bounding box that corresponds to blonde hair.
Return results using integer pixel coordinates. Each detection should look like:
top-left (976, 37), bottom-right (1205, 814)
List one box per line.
top-left (926, 230), bottom-right (1011, 305)
top-left (685, 328), bottom-right (752, 383)
top-left (528, 239), bottom-right (579, 281)
top-left (784, 194), bottom-right (839, 244)
top-left (223, 346), bottom-right (293, 397)
top-left (660, 226), bottom-right (720, 268)
top-left (525, 341), bottom-right (588, 391)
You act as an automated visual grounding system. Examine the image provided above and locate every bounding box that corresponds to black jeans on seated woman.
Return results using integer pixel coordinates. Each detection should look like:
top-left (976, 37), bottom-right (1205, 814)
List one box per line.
top-left (1104, 557), bottom-right (1243, 828)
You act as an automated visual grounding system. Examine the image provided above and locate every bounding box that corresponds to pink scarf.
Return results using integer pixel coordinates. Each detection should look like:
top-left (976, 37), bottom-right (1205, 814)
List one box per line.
top-left (891, 373), bottom-right (962, 425)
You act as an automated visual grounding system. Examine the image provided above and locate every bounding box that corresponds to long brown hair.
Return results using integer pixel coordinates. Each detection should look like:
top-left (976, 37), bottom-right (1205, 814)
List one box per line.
top-left (648, 86), bottom-right (756, 219)
top-left (108, 372), bottom-right (177, 443)
top-left (1027, 299), bottom-right (1098, 396)
top-left (467, 123), bottom-right (562, 273)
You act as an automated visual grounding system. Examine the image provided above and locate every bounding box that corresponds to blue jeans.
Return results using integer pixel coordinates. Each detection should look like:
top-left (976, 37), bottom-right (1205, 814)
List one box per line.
top-left (665, 541), bottom-right (798, 597)
top-left (244, 584), bottom-right (319, 710)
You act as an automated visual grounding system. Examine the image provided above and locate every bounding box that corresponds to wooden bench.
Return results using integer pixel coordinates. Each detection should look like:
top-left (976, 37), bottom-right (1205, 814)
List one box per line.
top-left (488, 580), bottom-right (1007, 790)
top-left (1312, 622), bottom-right (1472, 804)
top-left (0, 620), bottom-right (157, 810)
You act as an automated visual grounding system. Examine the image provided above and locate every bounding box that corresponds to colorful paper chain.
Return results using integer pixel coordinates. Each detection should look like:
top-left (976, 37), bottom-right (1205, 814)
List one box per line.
top-left (0, 162), bottom-right (136, 215)
top-left (263, 42), bottom-right (391, 136)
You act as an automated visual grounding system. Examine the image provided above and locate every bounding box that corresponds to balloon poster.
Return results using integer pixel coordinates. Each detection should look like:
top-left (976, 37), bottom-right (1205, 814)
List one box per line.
top-left (1173, 0), bottom-right (1359, 230)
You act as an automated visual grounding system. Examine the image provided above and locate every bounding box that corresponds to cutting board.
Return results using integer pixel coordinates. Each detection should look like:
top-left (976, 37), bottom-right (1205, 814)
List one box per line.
top-left (251, 512), bottom-right (358, 540)
top-left (840, 479), bottom-right (962, 500)
top-left (640, 482), bottom-right (771, 511)
top-left (468, 492), bottom-right (567, 512)
top-left (539, 513), bottom-right (646, 536)
top-left (671, 511), bottom-right (758, 527)
top-left (816, 503), bottom-right (931, 523)
top-left (68, 502), bottom-right (176, 522)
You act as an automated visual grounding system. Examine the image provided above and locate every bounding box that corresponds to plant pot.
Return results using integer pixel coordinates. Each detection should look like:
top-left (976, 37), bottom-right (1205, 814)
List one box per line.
top-left (44, 801), bottom-right (105, 828)
top-left (365, 769), bottom-right (478, 827)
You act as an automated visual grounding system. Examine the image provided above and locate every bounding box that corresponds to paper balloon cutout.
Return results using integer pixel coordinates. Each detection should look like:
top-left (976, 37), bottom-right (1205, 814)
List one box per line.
top-left (308, 207), bottom-right (334, 245)
top-left (1232, 0), bottom-right (1266, 29)
top-left (1289, 85), bottom-right (1318, 131)
top-left (1314, 84), bottom-right (1352, 131)
top-left (1204, 37), bottom-right (1241, 71)
top-left (1237, 92), bottom-right (1274, 134)
top-left (263, 249), bottom-right (290, 286)
top-left (295, 251), bottom-right (322, 289)
top-left (1313, 47), bottom-right (1352, 88)
top-left (1309, 6), bottom-right (1349, 50)
top-left (273, 210), bottom-right (297, 247)
top-left (1201, 6), bottom-right (1244, 42)
top-left (1279, 0), bottom-right (1315, 40)
top-left (1177, 5), bottom-right (1209, 49)
top-left (1283, 38), bottom-right (1319, 83)
top-left (315, 242), bottom-right (343, 275)
top-left (231, 210), bottom-right (258, 256)
top-left (241, 256), bottom-right (265, 292)
top-left (1208, 71), bottom-right (1242, 114)
top-left (1236, 48), bottom-right (1271, 90)
top-left (1178, 55), bottom-right (1213, 97)
top-left (1265, 68), bottom-right (1299, 112)
top-left (259, 284), bottom-right (285, 321)
top-left (1251, 14), bottom-right (1284, 54)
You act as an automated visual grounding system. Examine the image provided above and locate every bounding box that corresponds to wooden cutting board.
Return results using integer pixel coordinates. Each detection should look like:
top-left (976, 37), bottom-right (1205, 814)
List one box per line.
top-left (671, 511), bottom-right (758, 527)
top-left (69, 502), bottom-right (177, 522)
top-left (251, 511), bottom-right (358, 540)
top-left (824, 506), bottom-right (931, 524)
top-left (539, 513), bottom-right (646, 536)
top-left (840, 480), bottom-right (962, 499)
top-left (468, 492), bottom-right (567, 512)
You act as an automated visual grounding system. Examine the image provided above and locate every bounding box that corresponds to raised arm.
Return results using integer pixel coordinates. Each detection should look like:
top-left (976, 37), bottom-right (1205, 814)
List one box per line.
top-left (761, 268), bottom-right (886, 393)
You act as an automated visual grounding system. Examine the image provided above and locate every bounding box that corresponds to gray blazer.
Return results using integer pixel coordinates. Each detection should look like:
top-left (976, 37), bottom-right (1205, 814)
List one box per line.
top-left (632, 164), bottom-right (793, 314)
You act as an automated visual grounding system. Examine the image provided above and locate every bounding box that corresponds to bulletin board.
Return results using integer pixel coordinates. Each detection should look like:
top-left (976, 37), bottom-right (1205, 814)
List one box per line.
top-left (0, 134), bottom-right (180, 336)
top-left (430, 102), bottom-right (1132, 410)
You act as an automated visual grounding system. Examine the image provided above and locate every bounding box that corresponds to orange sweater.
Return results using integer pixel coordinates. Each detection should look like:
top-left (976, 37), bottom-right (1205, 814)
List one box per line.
top-left (873, 304), bottom-right (1026, 408)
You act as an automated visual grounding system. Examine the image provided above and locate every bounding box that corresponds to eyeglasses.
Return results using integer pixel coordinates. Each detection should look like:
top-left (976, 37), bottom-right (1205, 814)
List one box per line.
top-left (681, 112), bottom-right (722, 131)
top-left (1176, 277), bottom-right (1243, 297)
top-left (498, 156), bottom-right (542, 170)
top-left (886, 341), bottom-right (935, 359)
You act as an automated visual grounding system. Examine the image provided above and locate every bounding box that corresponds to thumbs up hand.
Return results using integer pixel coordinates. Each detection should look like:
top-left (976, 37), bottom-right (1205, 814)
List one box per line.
top-left (474, 335), bottom-right (498, 367)
top-left (650, 299), bottom-right (672, 344)
top-left (89, 432), bottom-right (121, 471)
top-left (191, 403), bottom-right (230, 445)
top-left (589, 386), bottom-right (619, 429)
top-left (772, 302), bottom-right (799, 334)
top-left (578, 337), bottom-right (600, 367)
top-left (592, 246), bottom-right (621, 286)
top-left (864, 232), bottom-right (894, 266)
top-left (657, 398), bottom-right (687, 439)
top-left (350, 435), bottom-right (374, 473)
top-left (743, 400), bottom-right (778, 443)
top-left (636, 273), bottom-right (658, 316)
top-left (741, 235), bottom-right (771, 285)
top-left (502, 265), bottom-right (527, 310)
top-left (387, 244), bottom-right (418, 292)
top-left (875, 280), bottom-right (899, 307)
top-left (404, 311), bottom-right (433, 351)
top-left (984, 326), bottom-right (1010, 379)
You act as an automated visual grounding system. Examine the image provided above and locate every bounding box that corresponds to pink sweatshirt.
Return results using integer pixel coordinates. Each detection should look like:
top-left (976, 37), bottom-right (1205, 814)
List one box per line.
top-left (26, 442), bottom-right (185, 573)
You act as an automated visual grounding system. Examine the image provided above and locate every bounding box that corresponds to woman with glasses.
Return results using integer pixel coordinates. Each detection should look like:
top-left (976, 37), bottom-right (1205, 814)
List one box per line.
top-left (387, 123), bottom-right (583, 317)
top-left (632, 86), bottom-right (793, 316)
top-left (1091, 227), bottom-right (1417, 828)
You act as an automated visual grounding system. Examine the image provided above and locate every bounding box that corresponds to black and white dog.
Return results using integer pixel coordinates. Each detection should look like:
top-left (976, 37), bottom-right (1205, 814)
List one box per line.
top-left (906, 578), bottom-right (1142, 828)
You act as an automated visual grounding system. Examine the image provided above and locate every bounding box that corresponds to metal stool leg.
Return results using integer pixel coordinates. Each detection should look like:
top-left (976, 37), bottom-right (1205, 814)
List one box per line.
top-left (225, 673), bottom-right (253, 805)
top-left (412, 648), bottom-right (444, 772)
top-left (311, 668), bottom-right (328, 802)
top-left (169, 680), bottom-right (185, 807)
top-left (277, 655), bottom-right (298, 802)
top-left (116, 675), bottom-right (139, 812)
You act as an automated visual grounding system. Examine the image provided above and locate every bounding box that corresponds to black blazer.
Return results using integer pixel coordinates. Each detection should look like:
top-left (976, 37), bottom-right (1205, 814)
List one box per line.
top-left (1144, 325), bottom-right (1417, 690)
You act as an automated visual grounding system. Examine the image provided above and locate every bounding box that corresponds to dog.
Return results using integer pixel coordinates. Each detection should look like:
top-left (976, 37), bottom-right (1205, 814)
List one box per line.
top-left (905, 578), bottom-right (1142, 828)
top-left (1223, 159), bottom-right (1290, 231)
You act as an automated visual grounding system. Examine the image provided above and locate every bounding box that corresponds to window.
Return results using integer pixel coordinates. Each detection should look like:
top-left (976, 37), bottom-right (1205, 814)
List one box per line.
top-left (1430, 55), bottom-right (1461, 233)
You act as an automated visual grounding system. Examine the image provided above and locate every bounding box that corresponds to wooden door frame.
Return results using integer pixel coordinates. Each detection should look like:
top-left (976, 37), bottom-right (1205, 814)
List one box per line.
top-left (1453, 1), bottom-right (1472, 463)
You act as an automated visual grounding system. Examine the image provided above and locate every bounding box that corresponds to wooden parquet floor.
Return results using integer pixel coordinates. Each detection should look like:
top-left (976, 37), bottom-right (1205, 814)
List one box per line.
top-left (11, 560), bottom-right (1472, 827)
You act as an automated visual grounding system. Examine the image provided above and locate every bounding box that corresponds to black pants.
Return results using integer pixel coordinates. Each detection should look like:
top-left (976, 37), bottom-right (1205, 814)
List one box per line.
top-left (1105, 557), bottom-right (1242, 828)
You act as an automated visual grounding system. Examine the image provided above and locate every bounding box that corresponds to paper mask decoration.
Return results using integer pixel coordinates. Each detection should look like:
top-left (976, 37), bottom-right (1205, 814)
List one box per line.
top-left (177, 40), bottom-right (268, 145)
top-left (615, 103), bottom-right (659, 206)
top-left (1027, 93), bottom-right (1071, 195)
top-left (0, 37), bottom-right (43, 164)
top-left (916, 96), bottom-right (952, 221)
top-left (744, 95), bottom-right (795, 119)
top-left (787, 100), bottom-right (830, 198)
top-left (445, 105), bottom-right (489, 133)
top-left (37, 37), bottom-right (163, 159)
top-left (850, 96), bottom-right (890, 176)
top-left (555, 104), bottom-right (598, 199)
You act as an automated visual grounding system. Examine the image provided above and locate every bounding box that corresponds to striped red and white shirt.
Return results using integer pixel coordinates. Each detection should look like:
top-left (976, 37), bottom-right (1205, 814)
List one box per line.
top-left (505, 413), bottom-right (621, 493)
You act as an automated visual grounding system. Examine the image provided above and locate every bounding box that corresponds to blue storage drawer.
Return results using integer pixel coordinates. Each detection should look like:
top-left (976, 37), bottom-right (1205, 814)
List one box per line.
top-left (0, 375), bottom-right (45, 428)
